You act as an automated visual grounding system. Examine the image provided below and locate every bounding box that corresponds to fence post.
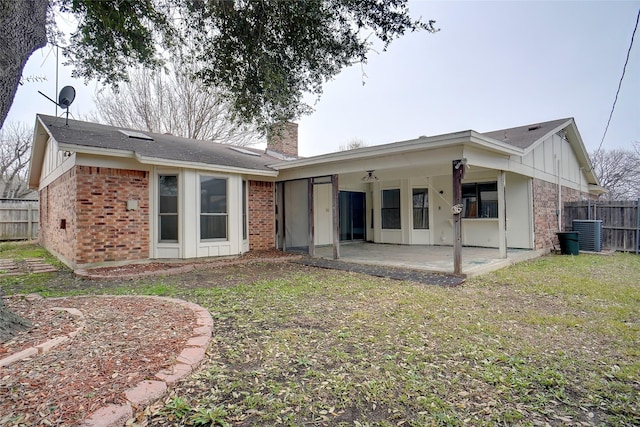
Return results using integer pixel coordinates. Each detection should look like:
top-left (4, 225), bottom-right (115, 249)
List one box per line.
top-left (27, 203), bottom-right (32, 240)
top-left (636, 198), bottom-right (639, 255)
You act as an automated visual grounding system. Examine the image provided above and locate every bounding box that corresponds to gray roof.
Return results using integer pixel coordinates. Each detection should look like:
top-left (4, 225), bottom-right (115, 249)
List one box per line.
top-left (481, 118), bottom-right (572, 149)
top-left (37, 114), bottom-right (280, 172)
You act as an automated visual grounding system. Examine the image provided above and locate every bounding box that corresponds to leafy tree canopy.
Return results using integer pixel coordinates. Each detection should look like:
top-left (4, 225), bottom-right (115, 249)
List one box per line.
top-left (55, 0), bottom-right (436, 130)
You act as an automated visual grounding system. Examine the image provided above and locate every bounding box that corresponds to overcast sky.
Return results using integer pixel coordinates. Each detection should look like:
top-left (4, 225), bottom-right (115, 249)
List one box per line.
top-left (5, 1), bottom-right (640, 158)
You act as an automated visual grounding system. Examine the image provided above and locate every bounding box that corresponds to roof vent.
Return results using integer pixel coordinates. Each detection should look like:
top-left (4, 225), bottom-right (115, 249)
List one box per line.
top-left (527, 125), bottom-right (541, 131)
top-left (119, 129), bottom-right (154, 141)
top-left (229, 146), bottom-right (261, 157)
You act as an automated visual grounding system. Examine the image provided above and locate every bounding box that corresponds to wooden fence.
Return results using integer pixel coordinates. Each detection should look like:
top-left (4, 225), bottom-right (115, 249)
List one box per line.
top-left (564, 200), bottom-right (640, 252)
top-left (0, 200), bottom-right (39, 241)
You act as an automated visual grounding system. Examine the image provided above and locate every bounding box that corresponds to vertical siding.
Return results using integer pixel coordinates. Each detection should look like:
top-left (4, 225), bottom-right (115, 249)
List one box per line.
top-left (505, 173), bottom-right (533, 249)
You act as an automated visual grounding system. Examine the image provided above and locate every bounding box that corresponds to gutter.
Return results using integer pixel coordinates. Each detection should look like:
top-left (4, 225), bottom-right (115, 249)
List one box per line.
top-left (55, 143), bottom-right (278, 178)
top-left (272, 130), bottom-right (523, 170)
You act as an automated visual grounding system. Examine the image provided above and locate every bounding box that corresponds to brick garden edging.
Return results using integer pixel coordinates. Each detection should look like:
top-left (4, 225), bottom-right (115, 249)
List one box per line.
top-left (0, 304), bottom-right (85, 368)
top-left (0, 295), bottom-right (213, 427)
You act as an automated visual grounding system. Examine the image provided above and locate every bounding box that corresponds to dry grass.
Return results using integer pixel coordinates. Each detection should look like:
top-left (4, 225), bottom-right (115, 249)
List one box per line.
top-left (144, 253), bottom-right (639, 426)
top-left (2, 247), bottom-right (639, 426)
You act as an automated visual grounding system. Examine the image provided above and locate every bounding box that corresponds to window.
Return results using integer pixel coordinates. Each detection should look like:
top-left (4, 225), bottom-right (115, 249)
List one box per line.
top-left (200, 176), bottom-right (227, 240)
top-left (412, 188), bottom-right (429, 229)
top-left (242, 180), bottom-right (247, 240)
top-left (462, 182), bottom-right (498, 218)
top-left (159, 175), bottom-right (178, 242)
top-left (381, 189), bottom-right (401, 229)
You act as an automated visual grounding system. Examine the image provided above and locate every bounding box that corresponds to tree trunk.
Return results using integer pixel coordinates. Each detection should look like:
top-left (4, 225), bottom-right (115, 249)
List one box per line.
top-left (0, 292), bottom-right (31, 343)
top-left (0, 0), bottom-right (49, 128)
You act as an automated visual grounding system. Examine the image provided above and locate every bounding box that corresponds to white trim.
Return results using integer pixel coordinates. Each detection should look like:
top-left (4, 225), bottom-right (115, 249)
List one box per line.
top-left (273, 131), bottom-right (523, 170)
top-left (135, 153), bottom-right (278, 177)
top-left (38, 152), bottom-right (75, 190)
top-left (497, 170), bottom-right (507, 258)
top-left (154, 169), bottom-right (181, 259)
top-left (197, 174), bottom-right (230, 244)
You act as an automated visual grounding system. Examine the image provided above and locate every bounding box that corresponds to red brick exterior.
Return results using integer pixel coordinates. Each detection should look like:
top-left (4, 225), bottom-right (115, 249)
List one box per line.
top-left (75, 166), bottom-right (149, 264)
top-left (532, 178), bottom-right (595, 250)
top-left (39, 168), bottom-right (78, 264)
top-left (248, 180), bottom-right (275, 250)
top-left (39, 165), bottom-right (149, 266)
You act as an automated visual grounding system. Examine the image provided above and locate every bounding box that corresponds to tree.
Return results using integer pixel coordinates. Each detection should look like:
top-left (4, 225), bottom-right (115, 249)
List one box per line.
top-left (92, 64), bottom-right (259, 146)
top-left (0, 122), bottom-right (34, 199)
top-left (0, 122), bottom-right (35, 340)
top-left (0, 0), bottom-right (48, 129)
top-left (0, 0), bottom-right (436, 129)
top-left (590, 146), bottom-right (640, 200)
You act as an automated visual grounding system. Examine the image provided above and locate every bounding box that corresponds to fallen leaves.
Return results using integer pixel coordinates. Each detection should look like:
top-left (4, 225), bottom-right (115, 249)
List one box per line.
top-left (0, 296), bottom-right (195, 426)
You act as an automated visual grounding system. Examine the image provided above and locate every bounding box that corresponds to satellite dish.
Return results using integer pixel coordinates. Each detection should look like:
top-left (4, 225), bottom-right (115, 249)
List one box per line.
top-left (58, 86), bottom-right (76, 109)
top-left (38, 85), bottom-right (77, 126)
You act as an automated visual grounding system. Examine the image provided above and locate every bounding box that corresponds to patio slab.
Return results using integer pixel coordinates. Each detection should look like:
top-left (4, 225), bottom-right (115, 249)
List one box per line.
top-left (311, 243), bottom-right (545, 277)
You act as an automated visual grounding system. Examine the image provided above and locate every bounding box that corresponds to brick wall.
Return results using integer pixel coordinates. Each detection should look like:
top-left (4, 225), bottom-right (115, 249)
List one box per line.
top-left (75, 166), bottom-right (150, 265)
top-left (248, 180), bottom-right (275, 250)
top-left (532, 178), bottom-right (594, 250)
top-left (39, 168), bottom-right (78, 264)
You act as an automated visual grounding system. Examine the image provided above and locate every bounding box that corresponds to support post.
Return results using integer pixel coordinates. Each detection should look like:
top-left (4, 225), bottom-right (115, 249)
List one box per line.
top-left (452, 160), bottom-right (465, 275)
top-left (308, 178), bottom-right (315, 256)
top-left (498, 170), bottom-right (507, 259)
top-left (276, 182), bottom-right (287, 252)
top-left (332, 174), bottom-right (340, 259)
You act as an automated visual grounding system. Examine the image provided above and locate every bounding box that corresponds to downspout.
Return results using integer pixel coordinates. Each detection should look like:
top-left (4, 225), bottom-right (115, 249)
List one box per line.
top-left (557, 157), bottom-right (562, 231)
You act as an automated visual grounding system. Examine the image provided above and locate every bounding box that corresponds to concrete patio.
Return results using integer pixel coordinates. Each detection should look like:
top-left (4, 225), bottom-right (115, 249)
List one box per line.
top-left (312, 242), bottom-right (546, 277)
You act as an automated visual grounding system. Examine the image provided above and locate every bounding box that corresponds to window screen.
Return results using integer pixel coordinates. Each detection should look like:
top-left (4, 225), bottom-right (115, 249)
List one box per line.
top-left (381, 189), bottom-right (401, 229)
top-left (200, 176), bottom-right (228, 240)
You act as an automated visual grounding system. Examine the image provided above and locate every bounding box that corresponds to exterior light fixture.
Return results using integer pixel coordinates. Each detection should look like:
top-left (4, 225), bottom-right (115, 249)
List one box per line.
top-left (362, 170), bottom-right (379, 182)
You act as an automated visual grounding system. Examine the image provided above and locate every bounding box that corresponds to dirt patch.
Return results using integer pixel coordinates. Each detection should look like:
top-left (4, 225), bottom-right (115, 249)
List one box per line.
top-left (0, 295), bottom-right (196, 426)
top-left (78, 249), bottom-right (302, 280)
top-left (296, 257), bottom-right (465, 286)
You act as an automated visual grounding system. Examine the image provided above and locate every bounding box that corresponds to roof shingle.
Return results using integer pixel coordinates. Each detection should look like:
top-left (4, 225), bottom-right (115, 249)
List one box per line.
top-left (481, 118), bottom-right (572, 149)
top-left (37, 114), bottom-right (280, 172)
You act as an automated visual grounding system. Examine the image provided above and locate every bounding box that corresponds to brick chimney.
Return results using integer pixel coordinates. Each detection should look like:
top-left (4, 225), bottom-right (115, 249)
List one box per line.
top-left (267, 122), bottom-right (298, 158)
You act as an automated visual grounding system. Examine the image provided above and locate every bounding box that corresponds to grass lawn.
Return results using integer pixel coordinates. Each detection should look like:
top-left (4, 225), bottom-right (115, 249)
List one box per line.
top-left (1, 244), bottom-right (639, 426)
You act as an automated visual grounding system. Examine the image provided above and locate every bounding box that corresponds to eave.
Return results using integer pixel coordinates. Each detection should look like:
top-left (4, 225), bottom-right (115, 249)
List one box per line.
top-left (272, 130), bottom-right (523, 171)
top-left (55, 143), bottom-right (279, 178)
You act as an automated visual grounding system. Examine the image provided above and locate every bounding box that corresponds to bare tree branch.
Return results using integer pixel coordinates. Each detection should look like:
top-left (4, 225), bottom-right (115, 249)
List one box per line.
top-left (0, 122), bottom-right (34, 199)
top-left (338, 138), bottom-right (368, 151)
top-left (91, 62), bottom-right (261, 146)
top-left (590, 147), bottom-right (640, 200)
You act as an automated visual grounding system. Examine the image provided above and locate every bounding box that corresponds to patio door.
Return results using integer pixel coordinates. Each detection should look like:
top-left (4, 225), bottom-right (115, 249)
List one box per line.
top-left (339, 191), bottom-right (366, 241)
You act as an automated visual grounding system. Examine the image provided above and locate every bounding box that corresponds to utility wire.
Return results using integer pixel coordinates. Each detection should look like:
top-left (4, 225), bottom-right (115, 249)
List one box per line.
top-left (595, 8), bottom-right (640, 156)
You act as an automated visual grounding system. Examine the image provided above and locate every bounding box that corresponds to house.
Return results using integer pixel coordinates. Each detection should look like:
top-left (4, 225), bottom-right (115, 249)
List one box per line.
top-left (28, 114), bottom-right (604, 270)
top-left (27, 115), bottom-right (297, 268)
